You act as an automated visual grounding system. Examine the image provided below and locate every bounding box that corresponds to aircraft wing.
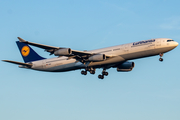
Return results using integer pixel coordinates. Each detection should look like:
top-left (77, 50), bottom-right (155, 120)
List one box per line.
top-left (18, 37), bottom-right (60, 50)
top-left (18, 37), bottom-right (112, 63)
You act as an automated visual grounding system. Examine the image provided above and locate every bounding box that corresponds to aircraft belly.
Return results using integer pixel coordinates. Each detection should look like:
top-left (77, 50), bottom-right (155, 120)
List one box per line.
top-left (121, 46), bottom-right (175, 60)
top-left (153, 46), bottom-right (176, 54)
top-left (121, 50), bottom-right (155, 60)
top-left (88, 56), bottom-right (125, 67)
top-left (50, 62), bottom-right (85, 72)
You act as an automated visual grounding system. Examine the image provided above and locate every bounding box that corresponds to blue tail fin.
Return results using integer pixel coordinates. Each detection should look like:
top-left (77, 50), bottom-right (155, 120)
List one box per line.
top-left (16, 41), bottom-right (46, 63)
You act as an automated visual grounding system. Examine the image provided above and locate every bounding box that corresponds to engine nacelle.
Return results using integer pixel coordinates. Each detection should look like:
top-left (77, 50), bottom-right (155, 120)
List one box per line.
top-left (54, 48), bottom-right (72, 56)
top-left (88, 54), bottom-right (106, 62)
top-left (117, 62), bottom-right (135, 72)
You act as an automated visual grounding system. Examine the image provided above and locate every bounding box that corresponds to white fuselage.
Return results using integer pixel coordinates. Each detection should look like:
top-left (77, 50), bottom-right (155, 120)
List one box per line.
top-left (27, 38), bottom-right (178, 72)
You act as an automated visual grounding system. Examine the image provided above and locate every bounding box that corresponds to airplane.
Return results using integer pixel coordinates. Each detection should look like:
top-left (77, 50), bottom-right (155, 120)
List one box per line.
top-left (2, 37), bottom-right (178, 79)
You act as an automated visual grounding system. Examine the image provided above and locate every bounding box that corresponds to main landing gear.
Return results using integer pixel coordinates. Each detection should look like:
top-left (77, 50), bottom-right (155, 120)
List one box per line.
top-left (98, 69), bottom-right (108, 79)
top-left (81, 67), bottom-right (95, 75)
top-left (159, 53), bottom-right (164, 62)
top-left (81, 68), bottom-right (109, 79)
top-left (81, 70), bottom-right (87, 75)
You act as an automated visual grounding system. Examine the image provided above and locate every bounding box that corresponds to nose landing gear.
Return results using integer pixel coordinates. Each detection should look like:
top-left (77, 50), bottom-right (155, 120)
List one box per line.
top-left (159, 53), bottom-right (164, 62)
top-left (159, 58), bottom-right (163, 62)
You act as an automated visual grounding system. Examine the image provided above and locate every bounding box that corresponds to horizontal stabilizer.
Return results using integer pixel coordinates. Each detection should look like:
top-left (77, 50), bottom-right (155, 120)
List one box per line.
top-left (2, 60), bottom-right (32, 67)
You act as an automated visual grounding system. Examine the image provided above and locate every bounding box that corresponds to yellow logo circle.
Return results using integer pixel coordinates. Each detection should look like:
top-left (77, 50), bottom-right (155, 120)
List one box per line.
top-left (21, 46), bottom-right (30, 57)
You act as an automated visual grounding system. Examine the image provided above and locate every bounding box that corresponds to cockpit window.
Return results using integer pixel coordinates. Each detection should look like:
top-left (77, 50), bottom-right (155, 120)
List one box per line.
top-left (167, 40), bottom-right (174, 42)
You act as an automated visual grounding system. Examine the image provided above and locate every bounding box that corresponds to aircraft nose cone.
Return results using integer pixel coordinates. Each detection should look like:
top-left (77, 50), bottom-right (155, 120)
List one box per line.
top-left (175, 42), bottom-right (179, 47)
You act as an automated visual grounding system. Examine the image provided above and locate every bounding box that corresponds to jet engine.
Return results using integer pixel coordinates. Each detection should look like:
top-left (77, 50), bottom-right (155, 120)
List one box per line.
top-left (54, 48), bottom-right (72, 56)
top-left (88, 54), bottom-right (106, 62)
top-left (117, 62), bottom-right (135, 72)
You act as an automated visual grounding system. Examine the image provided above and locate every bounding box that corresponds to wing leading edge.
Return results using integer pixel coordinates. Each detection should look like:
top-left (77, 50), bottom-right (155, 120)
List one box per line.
top-left (18, 37), bottom-right (93, 55)
top-left (17, 37), bottom-right (113, 63)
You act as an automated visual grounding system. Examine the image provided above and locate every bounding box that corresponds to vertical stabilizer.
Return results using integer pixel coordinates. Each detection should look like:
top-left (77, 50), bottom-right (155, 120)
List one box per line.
top-left (16, 41), bottom-right (46, 63)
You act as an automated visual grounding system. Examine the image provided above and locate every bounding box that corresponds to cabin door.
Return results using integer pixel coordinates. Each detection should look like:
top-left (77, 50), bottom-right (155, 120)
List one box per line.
top-left (155, 39), bottom-right (161, 48)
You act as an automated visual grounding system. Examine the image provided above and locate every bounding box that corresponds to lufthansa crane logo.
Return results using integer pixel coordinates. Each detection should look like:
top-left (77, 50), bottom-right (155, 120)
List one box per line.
top-left (21, 46), bottom-right (30, 57)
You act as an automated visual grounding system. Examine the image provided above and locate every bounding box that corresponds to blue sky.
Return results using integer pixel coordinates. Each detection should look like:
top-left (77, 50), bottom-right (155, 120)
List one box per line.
top-left (0, 0), bottom-right (180, 120)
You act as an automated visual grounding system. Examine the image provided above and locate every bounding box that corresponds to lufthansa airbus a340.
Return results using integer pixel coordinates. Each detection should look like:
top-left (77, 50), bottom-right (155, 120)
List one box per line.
top-left (3, 37), bottom-right (178, 79)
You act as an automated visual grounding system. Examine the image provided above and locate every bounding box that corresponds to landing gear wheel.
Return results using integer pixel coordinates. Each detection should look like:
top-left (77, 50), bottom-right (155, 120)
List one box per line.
top-left (81, 70), bottom-right (87, 75)
top-left (98, 75), bottom-right (104, 79)
top-left (90, 70), bottom-right (95, 74)
top-left (81, 71), bottom-right (84, 75)
top-left (84, 71), bottom-right (87, 75)
top-left (159, 53), bottom-right (164, 62)
top-left (102, 71), bottom-right (108, 76)
top-left (101, 75), bottom-right (104, 79)
top-left (104, 72), bottom-right (108, 76)
top-left (159, 58), bottom-right (163, 62)
top-left (98, 75), bottom-right (101, 79)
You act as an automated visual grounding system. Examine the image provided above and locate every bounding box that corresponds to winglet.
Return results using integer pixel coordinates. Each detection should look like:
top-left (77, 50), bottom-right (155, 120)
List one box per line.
top-left (17, 37), bottom-right (26, 42)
